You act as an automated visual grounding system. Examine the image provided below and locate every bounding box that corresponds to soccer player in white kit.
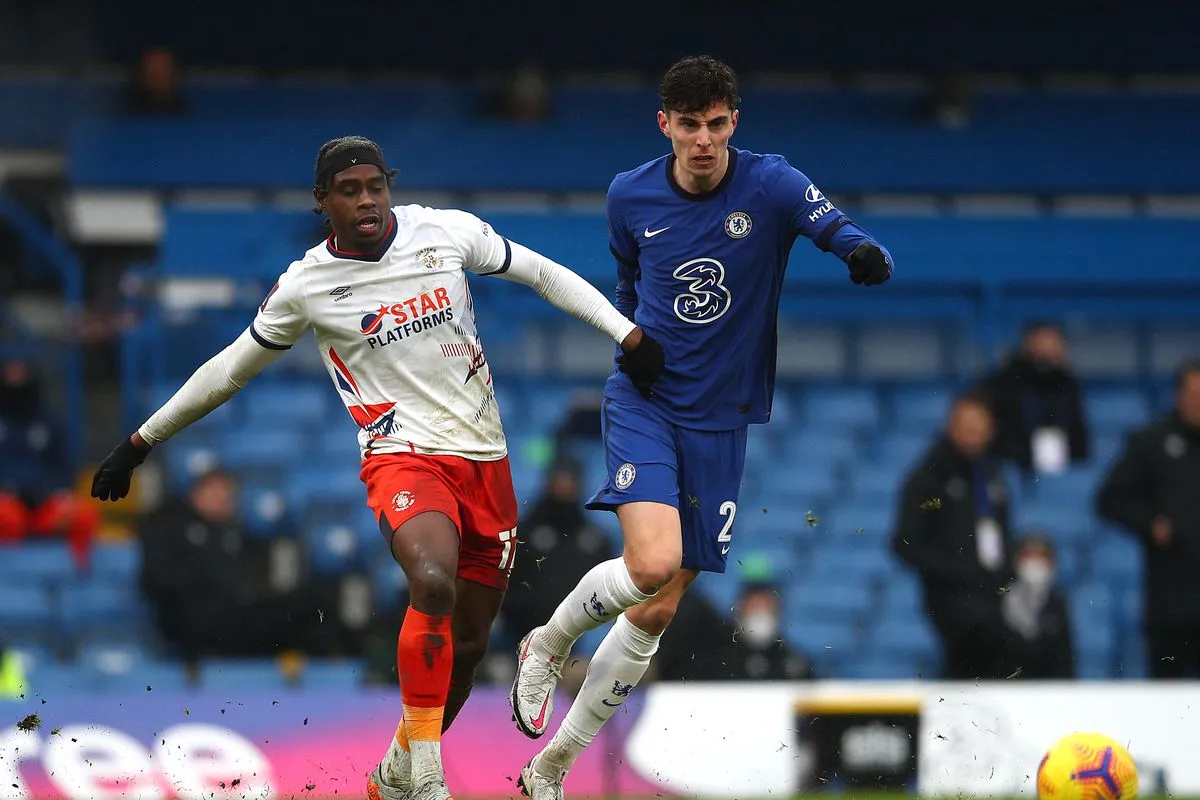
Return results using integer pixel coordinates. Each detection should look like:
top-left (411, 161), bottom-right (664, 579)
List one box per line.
top-left (90, 136), bottom-right (666, 800)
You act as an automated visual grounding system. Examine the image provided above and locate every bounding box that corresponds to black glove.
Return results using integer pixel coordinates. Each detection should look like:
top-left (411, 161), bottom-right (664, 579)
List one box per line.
top-left (617, 329), bottom-right (665, 399)
top-left (91, 437), bottom-right (150, 501)
top-left (848, 242), bottom-right (892, 286)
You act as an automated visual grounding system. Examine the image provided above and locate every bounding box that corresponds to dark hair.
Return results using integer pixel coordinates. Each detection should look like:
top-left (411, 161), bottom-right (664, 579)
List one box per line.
top-left (659, 55), bottom-right (741, 115)
top-left (1176, 358), bottom-right (1200, 391)
top-left (312, 136), bottom-right (397, 210)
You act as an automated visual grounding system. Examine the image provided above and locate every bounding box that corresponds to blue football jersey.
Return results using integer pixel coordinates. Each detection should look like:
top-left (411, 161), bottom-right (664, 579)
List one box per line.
top-left (605, 147), bottom-right (891, 430)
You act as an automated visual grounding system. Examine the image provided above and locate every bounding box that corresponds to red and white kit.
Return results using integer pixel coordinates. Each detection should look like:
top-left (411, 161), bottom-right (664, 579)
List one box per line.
top-left (138, 204), bottom-right (634, 589)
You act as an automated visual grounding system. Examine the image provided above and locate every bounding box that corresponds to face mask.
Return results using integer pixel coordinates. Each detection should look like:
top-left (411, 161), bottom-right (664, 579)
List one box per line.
top-left (1017, 559), bottom-right (1054, 591)
top-left (739, 611), bottom-right (779, 648)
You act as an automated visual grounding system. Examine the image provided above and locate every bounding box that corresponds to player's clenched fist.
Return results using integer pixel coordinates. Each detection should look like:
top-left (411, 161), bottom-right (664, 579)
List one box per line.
top-left (617, 326), bottom-right (665, 398)
top-left (91, 436), bottom-right (151, 501)
top-left (848, 242), bottom-right (893, 286)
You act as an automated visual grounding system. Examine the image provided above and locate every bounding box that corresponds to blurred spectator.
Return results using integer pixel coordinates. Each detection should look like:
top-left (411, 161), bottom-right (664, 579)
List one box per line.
top-left (1000, 534), bottom-right (1075, 679)
top-left (983, 322), bottom-right (1090, 475)
top-left (478, 62), bottom-right (553, 121)
top-left (893, 392), bottom-right (1016, 680)
top-left (0, 355), bottom-right (100, 568)
top-left (123, 46), bottom-right (187, 116)
top-left (655, 553), bottom-right (812, 681)
top-left (502, 457), bottom-right (615, 645)
top-left (139, 468), bottom-right (339, 661)
top-left (1097, 359), bottom-right (1200, 679)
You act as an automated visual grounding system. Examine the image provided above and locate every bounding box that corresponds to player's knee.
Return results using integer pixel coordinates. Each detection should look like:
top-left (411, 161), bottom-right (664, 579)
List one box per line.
top-left (451, 630), bottom-right (489, 674)
top-left (405, 564), bottom-right (457, 615)
top-left (624, 559), bottom-right (677, 595)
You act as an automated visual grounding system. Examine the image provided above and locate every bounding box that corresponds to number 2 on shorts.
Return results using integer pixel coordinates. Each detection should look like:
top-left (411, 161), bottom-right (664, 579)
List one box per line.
top-left (718, 501), bottom-right (736, 551)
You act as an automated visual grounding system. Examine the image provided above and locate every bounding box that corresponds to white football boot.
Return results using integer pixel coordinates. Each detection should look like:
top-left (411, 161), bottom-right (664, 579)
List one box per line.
top-left (366, 764), bottom-right (411, 800)
top-left (517, 756), bottom-right (565, 800)
top-left (510, 627), bottom-right (564, 738)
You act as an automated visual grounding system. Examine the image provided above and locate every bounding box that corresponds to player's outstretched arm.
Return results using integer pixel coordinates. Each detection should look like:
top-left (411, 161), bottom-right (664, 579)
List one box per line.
top-left (90, 329), bottom-right (283, 501)
top-left (494, 240), bottom-right (665, 396)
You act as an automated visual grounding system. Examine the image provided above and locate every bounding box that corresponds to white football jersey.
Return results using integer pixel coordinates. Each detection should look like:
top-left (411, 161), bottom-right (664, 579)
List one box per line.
top-left (251, 205), bottom-right (514, 461)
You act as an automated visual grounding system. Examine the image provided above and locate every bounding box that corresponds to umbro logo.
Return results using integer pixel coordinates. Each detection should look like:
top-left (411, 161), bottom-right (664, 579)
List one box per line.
top-left (330, 286), bottom-right (354, 302)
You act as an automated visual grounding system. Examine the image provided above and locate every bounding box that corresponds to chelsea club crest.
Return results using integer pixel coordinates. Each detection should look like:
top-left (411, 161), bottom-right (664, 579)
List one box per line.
top-left (724, 211), bottom-right (752, 239)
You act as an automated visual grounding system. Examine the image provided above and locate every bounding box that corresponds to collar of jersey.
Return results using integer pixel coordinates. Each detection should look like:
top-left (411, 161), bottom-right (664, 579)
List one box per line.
top-left (325, 211), bottom-right (398, 262)
top-left (665, 147), bottom-right (738, 202)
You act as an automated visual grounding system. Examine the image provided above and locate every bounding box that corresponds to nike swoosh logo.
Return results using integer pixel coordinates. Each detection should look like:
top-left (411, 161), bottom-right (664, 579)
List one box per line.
top-left (531, 689), bottom-right (552, 729)
top-left (644, 226), bottom-right (670, 238)
top-left (721, 546), bottom-right (731, 555)
top-left (601, 699), bottom-right (623, 707)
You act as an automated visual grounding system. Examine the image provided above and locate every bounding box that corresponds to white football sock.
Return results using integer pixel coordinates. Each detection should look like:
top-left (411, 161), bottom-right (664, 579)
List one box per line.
top-left (409, 740), bottom-right (444, 787)
top-left (537, 614), bottom-right (660, 776)
top-left (381, 734), bottom-right (411, 789)
top-left (538, 557), bottom-right (653, 658)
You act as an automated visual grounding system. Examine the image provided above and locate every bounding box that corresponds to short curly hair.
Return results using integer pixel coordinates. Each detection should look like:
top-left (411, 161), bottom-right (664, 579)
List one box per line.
top-left (659, 55), bottom-right (741, 116)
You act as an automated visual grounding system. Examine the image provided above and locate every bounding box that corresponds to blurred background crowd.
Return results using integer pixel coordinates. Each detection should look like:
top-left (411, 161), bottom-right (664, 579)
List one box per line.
top-left (1, 0), bottom-right (1199, 697)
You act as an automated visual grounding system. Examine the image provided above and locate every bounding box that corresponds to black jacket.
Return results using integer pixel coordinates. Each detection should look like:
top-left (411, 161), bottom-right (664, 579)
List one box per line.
top-left (892, 440), bottom-right (1013, 630)
top-left (1097, 414), bottom-right (1200, 627)
top-left (1004, 587), bottom-right (1076, 679)
top-left (984, 355), bottom-right (1090, 471)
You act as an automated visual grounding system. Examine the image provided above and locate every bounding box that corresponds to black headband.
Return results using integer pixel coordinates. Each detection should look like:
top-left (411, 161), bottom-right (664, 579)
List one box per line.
top-left (314, 145), bottom-right (389, 190)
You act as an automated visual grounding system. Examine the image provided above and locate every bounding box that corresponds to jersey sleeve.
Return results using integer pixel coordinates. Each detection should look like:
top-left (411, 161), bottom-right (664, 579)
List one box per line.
top-left (606, 180), bottom-right (640, 319)
top-left (251, 267), bottom-right (309, 349)
top-left (773, 159), bottom-right (872, 260)
top-left (438, 209), bottom-right (513, 276)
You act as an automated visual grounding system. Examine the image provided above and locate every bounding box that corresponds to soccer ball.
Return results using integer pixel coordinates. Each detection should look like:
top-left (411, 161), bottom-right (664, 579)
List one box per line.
top-left (1037, 732), bottom-right (1138, 800)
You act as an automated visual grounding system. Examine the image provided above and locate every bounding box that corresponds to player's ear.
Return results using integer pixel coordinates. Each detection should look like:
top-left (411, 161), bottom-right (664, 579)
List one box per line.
top-left (730, 108), bottom-right (739, 133)
top-left (657, 110), bottom-right (670, 138)
top-left (312, 186), bottom-right (327, 214)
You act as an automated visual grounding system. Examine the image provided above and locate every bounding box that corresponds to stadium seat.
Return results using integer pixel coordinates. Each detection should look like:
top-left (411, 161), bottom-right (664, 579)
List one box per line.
top-left (801, 386), bottom-right (881, 430)
top-left (303, 519), bottom-right (364, 576)
top-left (238, 481), bottom-right (291, 539)
top-left (890, 385), bottom-right (955, 430)
top-left (94, 661), bottom-right (193, 693)
top-left (370, 559), bottom-right (408, 611)
top-left (78, 642), bottom-right (149, 677)
top-left (1069, 582), bottom-right (1116, 678)
top-left (842, 656), bottom-right (926, 680)
top-left (285, 466), bottom-right (364, 513)
top-left (242, 382), bottom-right (330, 425)
top-left (1091, 534), bottom-right (1143, 582)
top-left (873, 431), bottom-right (934, 471)
top-left (810, 546), bottom-right (899, 585)
top-left (865, 617), bottom-right (941, 664)
top-left (59, 583), bottom-right (144, 634)
top-left (216, 429), bottom-right (309, 472)
top-left (1084, 388), bottom-right (1151, 430)
top-left (758, 465), bottom-right (838, 508)
top-left (787, 583), bottom-right (874, 623)
top-left (88, 542), bottom-right (140, 585)
top-left (303, 659), bottom-right (363, 689)
top-left (201, 659), bottom-right (290, 690)
top-left (0, 542), bottom-right (75, 584)
top-left (0, 585), bottom-right (55, 635)
top-left (777, 428), bottom-right (860, 466)
top-left (819, 506), bottom-right (896, 546)
top-left (785, 621), bottom-right (859, 672)
top-left (841, 462), bottom-right (906, 508)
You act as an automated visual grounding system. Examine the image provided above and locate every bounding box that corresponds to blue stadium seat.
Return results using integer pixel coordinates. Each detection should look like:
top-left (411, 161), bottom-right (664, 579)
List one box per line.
top-left (78, 642), bottom-right (149, 677)
top-left (842, 462), bottom-right (906, 507)
top-left (89, 543), bottom-right (140, 585)
top-left (0, 542), bottom-right (75, 584)
top-left (819, 507), bottom-right (896, 546)
top-left (1010, 503), bottom-right (1093, 544)
top-left (0, 585), bottom-right (56, 634)
top-left (1092, 534), bottom-right (1142, 582)
top-left (201, 659), bottom-right (289, 690)
top-left (890, 385), bottom-right (955, 430)
top-left (882, 571), bottom-right (925, 617)
top-left (874, 431), bottom-right (934, 471)
top-left (238, 481), bottom-right (291, 539)
top-left (370, 559), bottom-right (408, 611)
top-left (801, 386), bottom-right (880, 430)
top-left (787, 583), bottom-right (874, 622)
top-left (1084, 388), bottom-right (1151, 430)
top-left (778, 429), bottom-right (860, 466)
top-left (60, 583), bottom-right (144, 634)
top-left (1069, 582), bottom-right (1116, 678)
top-left (163, 438), bottom-right (221, 493)
top-left (216, 429), bottom-right (308, 472)
top-left (810, 547), bottom-right (899, 584)
top-left (842, 657), bottom-right (925, 680)
top-left (242, 382), bottom-right (330, 425)
top-left (758, 465), bottom-right (838, 507)
top-left (865, 617), bottom-right (941, 664)
top-left (785, 621), bottom-right (859, 668)
top-left (285, 466), bottom-right (364, 512)
top-left (27, 663), bottom-right (96, 694)
top-left (303, 660), bottom-right (363, 689)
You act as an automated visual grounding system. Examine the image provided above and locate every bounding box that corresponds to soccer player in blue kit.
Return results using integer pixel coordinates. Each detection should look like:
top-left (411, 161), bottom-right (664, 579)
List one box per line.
top-left (511, 56), bottom-right (894, 798)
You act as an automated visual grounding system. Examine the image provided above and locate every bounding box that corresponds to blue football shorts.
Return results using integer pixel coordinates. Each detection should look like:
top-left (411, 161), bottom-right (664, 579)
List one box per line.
top-left (585, 395), bottom-right (748, 573)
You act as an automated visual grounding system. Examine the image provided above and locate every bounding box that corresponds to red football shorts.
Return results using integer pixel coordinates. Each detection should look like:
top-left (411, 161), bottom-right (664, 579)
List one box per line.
top-left (361, 452), bottom-right (519, 590)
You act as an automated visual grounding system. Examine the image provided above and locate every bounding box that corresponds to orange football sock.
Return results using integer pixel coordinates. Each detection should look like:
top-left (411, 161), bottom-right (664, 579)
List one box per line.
top-left (397, 608), bottom-right (453, 786)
